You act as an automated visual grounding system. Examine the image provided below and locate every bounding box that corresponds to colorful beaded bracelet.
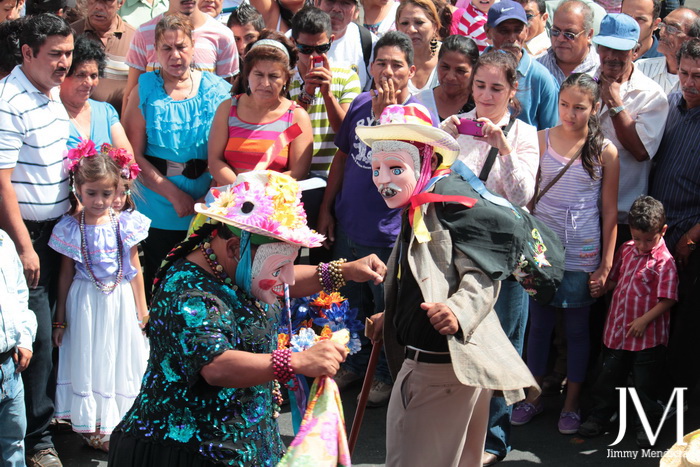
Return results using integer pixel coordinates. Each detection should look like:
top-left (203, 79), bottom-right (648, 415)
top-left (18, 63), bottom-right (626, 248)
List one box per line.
top-left (316, 258), bottom-right (347, 293)
top-left (272, 348), bottom-right (298, 390)
top-left (52, 322), bottom-right (66, 329)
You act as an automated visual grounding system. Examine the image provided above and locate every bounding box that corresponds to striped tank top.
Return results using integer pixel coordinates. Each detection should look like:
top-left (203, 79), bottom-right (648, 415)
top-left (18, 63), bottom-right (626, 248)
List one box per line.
top-left (224, 95), bottom-right (302, 173)
top-left (534, 129), bottom-right (606, 272)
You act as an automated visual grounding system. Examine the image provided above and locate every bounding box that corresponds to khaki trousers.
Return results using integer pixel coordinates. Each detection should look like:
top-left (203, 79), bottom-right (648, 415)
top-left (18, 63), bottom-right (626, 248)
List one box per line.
top-left (386, 359), bottom-right (492, 467)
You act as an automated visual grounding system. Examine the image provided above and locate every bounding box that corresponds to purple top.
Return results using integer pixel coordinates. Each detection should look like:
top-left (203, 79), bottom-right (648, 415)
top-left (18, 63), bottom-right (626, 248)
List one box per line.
top-left (334, 92), bottom-right (425, 248)
top-left (49, 210), bottom-right (150, 283)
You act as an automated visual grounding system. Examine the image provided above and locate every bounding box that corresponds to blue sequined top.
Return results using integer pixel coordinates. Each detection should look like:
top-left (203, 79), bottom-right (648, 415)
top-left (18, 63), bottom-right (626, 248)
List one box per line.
top-left (118, 259), bottom-right (285, 466)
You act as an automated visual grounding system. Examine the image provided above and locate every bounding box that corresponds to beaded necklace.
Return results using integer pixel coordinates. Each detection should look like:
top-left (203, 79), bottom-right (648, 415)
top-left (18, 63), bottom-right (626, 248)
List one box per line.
top-left (200, 240), bottom-right (233, 286)
top-left (80, 208), bottom-right (124, 294)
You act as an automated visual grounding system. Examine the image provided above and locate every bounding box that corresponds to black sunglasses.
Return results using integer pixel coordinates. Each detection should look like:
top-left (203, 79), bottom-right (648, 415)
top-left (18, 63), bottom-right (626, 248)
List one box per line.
top-left (295, 41), bottom-right (333, 55)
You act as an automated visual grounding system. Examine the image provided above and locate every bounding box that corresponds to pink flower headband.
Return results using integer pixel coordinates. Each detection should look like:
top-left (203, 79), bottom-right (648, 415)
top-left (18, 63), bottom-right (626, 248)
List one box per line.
top-left (65, 139), bottom-right (141, 181)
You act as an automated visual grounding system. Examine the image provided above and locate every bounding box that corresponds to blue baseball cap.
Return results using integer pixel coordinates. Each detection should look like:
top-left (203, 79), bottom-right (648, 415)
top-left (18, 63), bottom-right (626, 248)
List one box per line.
top-left (487, 0), bottom-right (528, 28)
top-left (592, 14), bottom-right (640, 51)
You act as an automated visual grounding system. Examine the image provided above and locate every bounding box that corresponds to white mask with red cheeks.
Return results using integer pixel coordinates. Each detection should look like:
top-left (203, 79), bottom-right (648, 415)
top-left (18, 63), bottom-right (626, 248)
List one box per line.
top-left (250, 242), bottom-right (300, 304)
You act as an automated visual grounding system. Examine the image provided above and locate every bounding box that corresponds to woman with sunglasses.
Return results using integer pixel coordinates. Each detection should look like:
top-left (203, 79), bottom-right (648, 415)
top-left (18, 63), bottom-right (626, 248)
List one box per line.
top-left (209, 31), bottom-right (313, 185)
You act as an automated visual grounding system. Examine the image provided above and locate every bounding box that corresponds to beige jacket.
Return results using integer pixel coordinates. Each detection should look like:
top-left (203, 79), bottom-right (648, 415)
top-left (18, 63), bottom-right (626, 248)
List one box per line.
top-left (383, 205), bottom-right (540, 405)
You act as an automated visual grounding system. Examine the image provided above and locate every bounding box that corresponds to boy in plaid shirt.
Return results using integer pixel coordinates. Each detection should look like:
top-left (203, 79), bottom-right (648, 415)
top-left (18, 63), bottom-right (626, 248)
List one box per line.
top-left (579, 196), bottom-right (678, 446)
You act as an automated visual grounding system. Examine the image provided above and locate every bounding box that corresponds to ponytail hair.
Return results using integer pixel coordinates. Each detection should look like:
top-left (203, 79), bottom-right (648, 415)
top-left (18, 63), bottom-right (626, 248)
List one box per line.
top-left (560, 73), bottom-right (604, 180)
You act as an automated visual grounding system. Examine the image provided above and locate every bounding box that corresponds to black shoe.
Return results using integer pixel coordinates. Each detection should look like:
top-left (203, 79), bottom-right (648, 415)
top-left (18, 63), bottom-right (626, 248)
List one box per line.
top-left (578, 418), bottom-right (605, 437)
top-left (26, 448), bottom-right (63, 467)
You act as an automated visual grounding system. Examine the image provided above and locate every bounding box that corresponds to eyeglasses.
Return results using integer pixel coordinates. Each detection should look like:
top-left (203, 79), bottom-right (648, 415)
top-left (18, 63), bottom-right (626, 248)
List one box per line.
top-left (525, 13), bottom-right (539, 21)
top-left (550, 28), bottom-right (586, 41)
top-left (295, 41), bottom-right (333, 55)
top-left (659, 22), bottom-right (684, 36)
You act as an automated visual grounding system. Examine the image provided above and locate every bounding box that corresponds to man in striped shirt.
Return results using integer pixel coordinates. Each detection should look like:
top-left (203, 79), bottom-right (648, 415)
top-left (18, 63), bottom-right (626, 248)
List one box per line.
top-left (0, 13), bottom-right (73, 467)
top-left (289, 7), bottom-right (361, 178)
top-left (649, 38), bottom-right (700, 398)
top-left (121, 0), bottom-right (237, 113)
top-left (289, 6), bottom-right (361, 264)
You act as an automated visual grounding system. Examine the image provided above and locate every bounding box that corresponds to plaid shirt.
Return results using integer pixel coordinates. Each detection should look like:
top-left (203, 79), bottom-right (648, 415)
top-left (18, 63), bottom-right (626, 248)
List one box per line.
top-left (604, 239), bottom-right (678, 351)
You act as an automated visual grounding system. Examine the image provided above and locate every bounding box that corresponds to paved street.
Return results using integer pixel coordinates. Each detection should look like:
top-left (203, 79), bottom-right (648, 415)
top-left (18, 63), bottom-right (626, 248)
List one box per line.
top-left (55, 380), bottom-right (700, 466)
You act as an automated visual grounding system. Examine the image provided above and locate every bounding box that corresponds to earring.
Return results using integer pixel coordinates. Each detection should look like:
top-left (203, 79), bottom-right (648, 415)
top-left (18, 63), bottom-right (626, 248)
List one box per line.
top-left (429, 37), bottom-right (439, 57)
top-left (246, 85), bottom-right (252, 96)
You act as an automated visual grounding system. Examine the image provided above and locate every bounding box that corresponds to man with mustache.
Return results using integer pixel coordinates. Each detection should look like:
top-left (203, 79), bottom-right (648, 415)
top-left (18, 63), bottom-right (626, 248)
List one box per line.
top-left (316, 31), bottom-right (421, 407)
top-left (0, 13), bottom-right (74, 467)
top-left (356, 102), bottom-right (542, 467)
top-left (484, 0), bottom-right (559, 130)
top-left (649, 38), bottom-right (700, 399)
top-left (122, 0), bottom-right (237, 113)
top-left (636, 7), bottom-right (700, 94)
top-left (594, 13), bottom-right (668, 246)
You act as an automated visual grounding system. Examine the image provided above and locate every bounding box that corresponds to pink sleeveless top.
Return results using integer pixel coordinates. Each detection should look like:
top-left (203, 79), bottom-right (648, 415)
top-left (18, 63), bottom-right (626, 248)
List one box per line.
top-left (223, 95), bottom-right (302, 173)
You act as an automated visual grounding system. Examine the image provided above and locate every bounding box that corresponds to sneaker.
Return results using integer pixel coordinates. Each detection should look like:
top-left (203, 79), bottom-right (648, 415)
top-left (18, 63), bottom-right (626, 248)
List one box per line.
top-left (558, 411), bottom-right (581, 434)
top-left (511, 401), bottom-right (544, 426)
top-left (578, 418), bottom-right (606, 437)
top-left (365, 379), bottom-right (393, 407)
top-left (333, 367), bottom-right (363, 391)
top-left (26, 448), bottom-right (63, 467)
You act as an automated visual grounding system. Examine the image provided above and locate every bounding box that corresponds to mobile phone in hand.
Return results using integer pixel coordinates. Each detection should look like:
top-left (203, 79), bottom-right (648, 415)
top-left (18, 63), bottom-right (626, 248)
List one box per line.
top-left (312, 56), bottom-right (324, 68)
top-left (456, 118), bottom-right (484, 137)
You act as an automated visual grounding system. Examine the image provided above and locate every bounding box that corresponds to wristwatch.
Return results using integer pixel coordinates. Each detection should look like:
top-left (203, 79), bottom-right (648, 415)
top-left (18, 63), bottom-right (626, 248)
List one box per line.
top-left (609, 105), bottom-right (625, 117)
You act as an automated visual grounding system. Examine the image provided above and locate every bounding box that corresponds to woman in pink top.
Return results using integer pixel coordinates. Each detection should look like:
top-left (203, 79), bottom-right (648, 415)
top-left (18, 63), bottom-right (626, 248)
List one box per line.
top-left (209, 31), bottom-right (313, 185)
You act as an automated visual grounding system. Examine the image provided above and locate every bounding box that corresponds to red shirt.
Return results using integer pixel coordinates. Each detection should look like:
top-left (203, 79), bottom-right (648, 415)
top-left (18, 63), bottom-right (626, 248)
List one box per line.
top-left (604, 239), bottom-right (678, 351)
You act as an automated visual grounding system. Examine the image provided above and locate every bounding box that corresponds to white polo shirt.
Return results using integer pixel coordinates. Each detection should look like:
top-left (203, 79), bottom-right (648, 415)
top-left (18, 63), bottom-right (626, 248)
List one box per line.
top-left (599, 63), bottom-right (670, 223)
top-left (0, 66), bottom-right (70, 221)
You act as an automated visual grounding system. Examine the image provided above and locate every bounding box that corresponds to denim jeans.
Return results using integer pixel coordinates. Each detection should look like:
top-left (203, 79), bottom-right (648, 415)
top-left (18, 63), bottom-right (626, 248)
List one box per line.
top-left (22, 221), bottom-right (59, 454)
top-left (332, 227), bottom-right (392, 384)
top-left (1, 357), bottom-right (27, 466)
top-left (588, 345), bottom-right (666, 428)
top-left (485, 281), bottom-right (529, 458)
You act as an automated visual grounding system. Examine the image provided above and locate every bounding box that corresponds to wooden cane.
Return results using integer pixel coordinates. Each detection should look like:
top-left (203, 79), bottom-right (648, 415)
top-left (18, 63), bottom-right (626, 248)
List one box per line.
top-left (348, 318), bottom-right (383, 455)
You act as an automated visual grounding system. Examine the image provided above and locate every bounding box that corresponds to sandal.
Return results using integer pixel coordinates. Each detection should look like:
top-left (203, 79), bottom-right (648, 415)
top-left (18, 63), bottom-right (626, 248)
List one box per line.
top-left (81, 433), bottom-right (110, 452)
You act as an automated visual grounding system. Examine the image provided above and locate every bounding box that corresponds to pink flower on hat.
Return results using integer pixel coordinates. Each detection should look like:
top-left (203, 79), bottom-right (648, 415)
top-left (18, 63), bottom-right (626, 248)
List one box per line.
top-left (380, 105), bottom-right (406, 124)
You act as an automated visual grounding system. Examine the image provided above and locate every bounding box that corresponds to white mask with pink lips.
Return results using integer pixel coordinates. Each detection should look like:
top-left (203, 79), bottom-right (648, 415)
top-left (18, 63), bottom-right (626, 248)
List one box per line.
top-left (250, 242), bottom-right (300, 305)
top-left (359, 103), bottom-right (461, 210)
